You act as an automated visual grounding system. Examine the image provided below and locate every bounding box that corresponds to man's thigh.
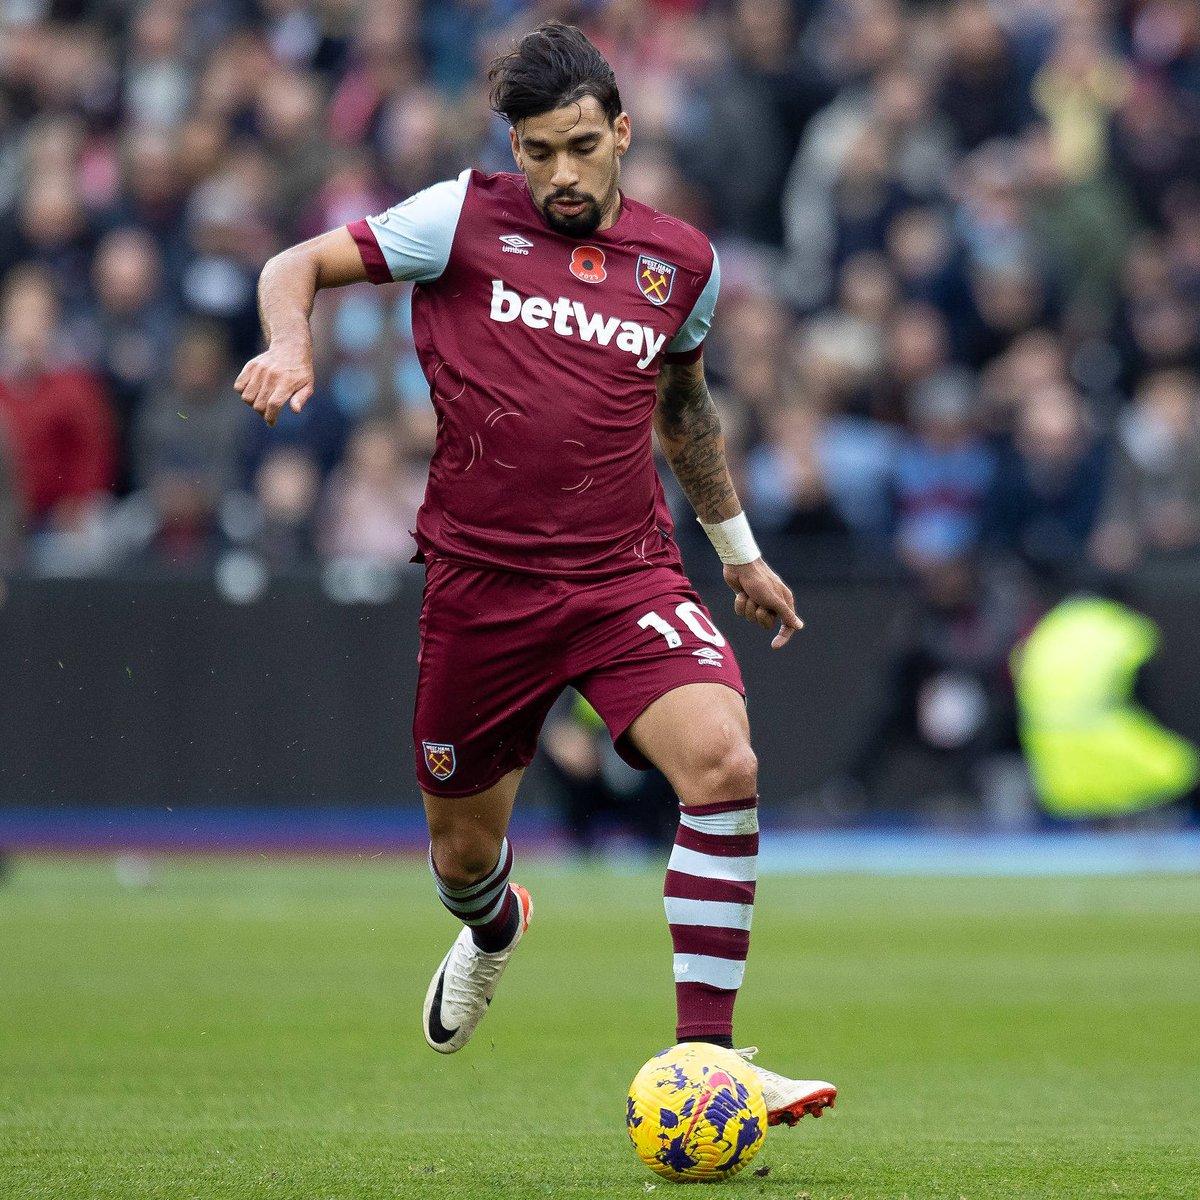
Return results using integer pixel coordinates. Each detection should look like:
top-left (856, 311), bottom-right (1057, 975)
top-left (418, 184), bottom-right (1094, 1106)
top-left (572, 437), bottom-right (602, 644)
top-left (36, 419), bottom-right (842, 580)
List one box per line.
top-left (623, 681), bottom-right (753, 803)
top-left (569, 567), bottom-right (745, 769)
top-left (414, 560), bottom-right (565, 796)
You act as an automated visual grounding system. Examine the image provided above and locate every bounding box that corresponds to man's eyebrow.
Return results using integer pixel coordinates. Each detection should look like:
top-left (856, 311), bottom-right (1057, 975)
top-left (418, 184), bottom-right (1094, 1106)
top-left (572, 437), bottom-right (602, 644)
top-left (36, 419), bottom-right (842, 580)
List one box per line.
top-left (521, 132), bottom-right (603, 150)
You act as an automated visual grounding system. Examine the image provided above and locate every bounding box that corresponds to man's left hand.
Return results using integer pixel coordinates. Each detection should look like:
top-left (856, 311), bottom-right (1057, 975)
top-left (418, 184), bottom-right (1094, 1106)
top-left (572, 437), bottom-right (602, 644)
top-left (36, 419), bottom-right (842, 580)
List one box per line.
top-left (723, 560), bottom-right (804, 649)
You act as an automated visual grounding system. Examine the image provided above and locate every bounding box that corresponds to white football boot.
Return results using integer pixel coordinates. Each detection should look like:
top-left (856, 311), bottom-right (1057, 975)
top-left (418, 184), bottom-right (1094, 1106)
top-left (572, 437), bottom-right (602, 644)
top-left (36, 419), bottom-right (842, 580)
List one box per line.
top-left (423, 883), bottom-right (533, 1054)
top-left (734, 1046), bottom-right (837, 1125)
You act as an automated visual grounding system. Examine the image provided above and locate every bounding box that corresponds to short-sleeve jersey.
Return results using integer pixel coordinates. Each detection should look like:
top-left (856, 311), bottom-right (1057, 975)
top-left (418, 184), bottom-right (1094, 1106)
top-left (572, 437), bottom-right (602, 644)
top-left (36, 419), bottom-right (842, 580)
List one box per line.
top-left (347, 169), bottom-right (719, 577)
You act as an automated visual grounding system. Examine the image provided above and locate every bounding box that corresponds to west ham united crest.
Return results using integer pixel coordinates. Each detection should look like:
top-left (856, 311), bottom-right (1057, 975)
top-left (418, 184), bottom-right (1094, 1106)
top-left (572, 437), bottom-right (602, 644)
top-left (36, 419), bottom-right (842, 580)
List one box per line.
top-left (636, 255), bottom-right (676, 306)
top-left (423, 741), bottom-right (456, 781)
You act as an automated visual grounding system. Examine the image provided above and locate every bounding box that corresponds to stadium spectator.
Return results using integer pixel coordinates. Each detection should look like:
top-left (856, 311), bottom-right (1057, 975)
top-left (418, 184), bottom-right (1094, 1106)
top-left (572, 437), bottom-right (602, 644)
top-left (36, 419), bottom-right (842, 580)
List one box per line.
top-left (935, 0), bottom-right (1028, 151)
top-left (1090, 368), bottom-right (1200, 572)
top-left (704, 286), bottom-right (793, 437)
top-left (132, 319), bottom-right (244, 568)
top-left (885, 205), bottom-right (964, 313)
top-left (123, 0), bottom-right (195, 130)
top-left (1111, 230), bottom-right (1199, 388)
top-left (815, 0), bottom-right (906, 90)
top-left (255, 68), bottom-right (333, 229)
top-left (100, 126), bottom-right (190, 265)
top-left (746, 294), bottom-right (897, 548)
top-left (0, 266), bottom-right (116, 532)
top-left (823, 550), bottom-right (1033, 823)
top-left (876, 300), bottom-right (953, 423)
top-left (892, 367), bottom-right (995, 567)
top-left (193, 28), bottom-right (273, 130)
top-left (981, 380), bottom-right (1107, 578)
top-left (1028, 15), bottom-right (1129, 187)
top-left (781, 62), bottom-right (953, 309)
top-left (977, 328), bottom-right (1070, 431)
top-left (326, 2), bottom-right (424, 151)
top-left (1019, 124), bottom-right (1136, 331)
top-left (693, 0), bottom-right (831, 246)
top-left (5, 171), bottom-right (95, 322)
top-left (180, 154), bottom-right (279, 360)
top-left (250, 444), bottom-right (321, 569)
top-left (1109, 74), bottom-right (1200, 227)
top-left (318, 416), bottom-right (423, 564)
top-left (829, 124), bottom-right (917, 271)
top-left (746, 401), bottom-right (853, 544)
top-left (256, 0), bottom-right (350, 74)
top-left (80, 227), bottom-right (179, 494)
top-left (1164, 190), bottom-right (1200, 305)
top-left (296, 147), bottom-right (391, 241)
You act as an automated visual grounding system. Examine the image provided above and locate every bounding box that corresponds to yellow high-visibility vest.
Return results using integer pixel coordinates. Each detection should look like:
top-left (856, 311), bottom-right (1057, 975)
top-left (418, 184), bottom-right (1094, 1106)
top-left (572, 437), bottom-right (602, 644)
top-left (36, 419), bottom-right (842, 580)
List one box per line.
top-left (1013, 597), bottom-right (1199, 817)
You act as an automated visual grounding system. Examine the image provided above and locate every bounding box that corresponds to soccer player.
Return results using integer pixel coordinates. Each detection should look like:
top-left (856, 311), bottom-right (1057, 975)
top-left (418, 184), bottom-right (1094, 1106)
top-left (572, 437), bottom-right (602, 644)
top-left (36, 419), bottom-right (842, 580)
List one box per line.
top-left (236, 22), bottom-right (836, 1126)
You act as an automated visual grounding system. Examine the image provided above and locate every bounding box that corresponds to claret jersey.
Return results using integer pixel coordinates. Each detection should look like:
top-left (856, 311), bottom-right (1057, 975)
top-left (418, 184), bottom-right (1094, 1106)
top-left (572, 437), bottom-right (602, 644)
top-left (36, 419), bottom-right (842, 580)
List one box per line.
top-left (347, 169), bottom-right (719, 577)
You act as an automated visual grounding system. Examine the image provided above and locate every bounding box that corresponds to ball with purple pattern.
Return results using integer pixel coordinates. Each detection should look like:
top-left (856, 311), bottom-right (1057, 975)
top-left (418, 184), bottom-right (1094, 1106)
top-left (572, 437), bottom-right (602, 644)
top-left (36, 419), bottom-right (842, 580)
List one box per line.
top-left (626, 1043), bottom-right (767, 1182)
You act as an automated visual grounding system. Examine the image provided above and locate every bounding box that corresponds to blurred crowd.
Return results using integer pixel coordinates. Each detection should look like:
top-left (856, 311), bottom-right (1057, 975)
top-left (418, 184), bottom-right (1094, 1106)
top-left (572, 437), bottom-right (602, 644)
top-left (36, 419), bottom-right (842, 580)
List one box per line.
top-left (1, 0), bottom-right (1199, 587)
top-left (2, 0), bottom-right (1198, 821)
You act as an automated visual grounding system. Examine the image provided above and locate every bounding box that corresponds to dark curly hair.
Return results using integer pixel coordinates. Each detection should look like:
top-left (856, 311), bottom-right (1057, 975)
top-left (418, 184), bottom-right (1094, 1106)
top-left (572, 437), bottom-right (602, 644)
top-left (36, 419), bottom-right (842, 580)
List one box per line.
top-left (488, 21), bottom-right (622, 127)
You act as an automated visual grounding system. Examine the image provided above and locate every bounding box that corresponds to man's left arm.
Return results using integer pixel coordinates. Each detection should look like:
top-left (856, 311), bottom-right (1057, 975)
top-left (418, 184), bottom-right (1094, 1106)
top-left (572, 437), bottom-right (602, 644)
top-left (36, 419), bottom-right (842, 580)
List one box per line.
top-left (654, 356), bottom-right (803, 649)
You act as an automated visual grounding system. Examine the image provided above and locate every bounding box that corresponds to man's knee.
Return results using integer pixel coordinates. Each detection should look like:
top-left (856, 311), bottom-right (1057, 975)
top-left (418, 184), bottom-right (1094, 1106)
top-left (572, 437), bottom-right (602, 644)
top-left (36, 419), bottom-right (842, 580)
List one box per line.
top-left (678, 737), bottom-right (758, 805)
top-left (430, 830), bottom-right (504, 889)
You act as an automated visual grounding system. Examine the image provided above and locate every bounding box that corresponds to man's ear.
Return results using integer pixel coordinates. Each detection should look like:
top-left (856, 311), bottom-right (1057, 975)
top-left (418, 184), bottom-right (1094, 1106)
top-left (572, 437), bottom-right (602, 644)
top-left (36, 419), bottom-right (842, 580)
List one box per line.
top-left (509, 126), bottom-right (522, 170)
top-left (614, 112), bottom-right (631, 159)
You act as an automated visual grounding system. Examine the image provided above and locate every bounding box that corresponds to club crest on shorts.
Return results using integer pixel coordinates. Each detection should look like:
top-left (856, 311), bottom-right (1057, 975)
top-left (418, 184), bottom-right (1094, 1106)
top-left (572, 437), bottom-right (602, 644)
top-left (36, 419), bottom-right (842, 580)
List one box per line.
top-left (636, 255), bottom-right (676, 305)
top-left (423, 741), bottom-right (456, 781)
top-left (570, 245), bottom-right (606, 283)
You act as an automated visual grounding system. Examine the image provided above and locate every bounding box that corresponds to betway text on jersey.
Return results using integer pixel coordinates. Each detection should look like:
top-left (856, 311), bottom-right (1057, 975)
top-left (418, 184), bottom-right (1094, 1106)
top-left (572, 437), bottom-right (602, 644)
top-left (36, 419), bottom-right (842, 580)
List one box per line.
top-left (490, 281), bottom-right (667, 371)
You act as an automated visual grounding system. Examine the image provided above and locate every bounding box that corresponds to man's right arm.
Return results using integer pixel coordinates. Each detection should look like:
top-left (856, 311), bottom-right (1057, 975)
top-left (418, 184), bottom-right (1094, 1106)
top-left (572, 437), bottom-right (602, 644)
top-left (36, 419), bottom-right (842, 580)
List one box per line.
top-left (236, 171), bottom-right (470, 426)
top-left (234, 226), bottom-right (367, 427)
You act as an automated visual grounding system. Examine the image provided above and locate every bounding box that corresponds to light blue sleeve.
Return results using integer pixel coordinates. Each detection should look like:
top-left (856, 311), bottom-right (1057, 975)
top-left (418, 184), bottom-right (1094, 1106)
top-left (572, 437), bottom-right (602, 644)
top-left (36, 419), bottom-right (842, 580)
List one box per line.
top-left (667, 247), bottom-right (720, 355)
top-left (364, 169), bottom-right (470, 284)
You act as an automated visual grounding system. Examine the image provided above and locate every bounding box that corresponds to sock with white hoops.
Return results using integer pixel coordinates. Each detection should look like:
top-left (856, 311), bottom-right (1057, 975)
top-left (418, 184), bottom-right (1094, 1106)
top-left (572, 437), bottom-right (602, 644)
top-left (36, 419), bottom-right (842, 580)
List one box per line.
top-left (430, 837), bottom-right (519, 953)
top-left (663, 797), bottom-right (758, 1042)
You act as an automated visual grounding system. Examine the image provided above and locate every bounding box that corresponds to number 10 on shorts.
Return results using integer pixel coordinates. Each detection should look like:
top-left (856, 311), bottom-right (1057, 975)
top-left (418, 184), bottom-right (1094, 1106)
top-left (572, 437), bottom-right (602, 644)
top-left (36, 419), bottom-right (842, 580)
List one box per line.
top-left (637, 602), bottom-right (726, 649)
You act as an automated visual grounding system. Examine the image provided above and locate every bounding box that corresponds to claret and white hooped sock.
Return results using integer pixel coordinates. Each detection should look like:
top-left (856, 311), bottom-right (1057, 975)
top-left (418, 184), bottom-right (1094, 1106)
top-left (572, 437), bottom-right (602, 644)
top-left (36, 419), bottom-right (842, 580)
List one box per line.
top-left (430, 837), bottom-right (519, 953)
top-left (664, 796), bottom-right (758, 1043)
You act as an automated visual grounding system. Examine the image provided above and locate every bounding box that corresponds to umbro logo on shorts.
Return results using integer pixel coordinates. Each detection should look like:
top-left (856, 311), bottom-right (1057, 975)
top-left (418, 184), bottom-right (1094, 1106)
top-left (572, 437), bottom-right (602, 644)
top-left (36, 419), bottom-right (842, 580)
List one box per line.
top-left (499, 234), bottom-right (533, 255)
top-left (693, 647), bottom-right (724, 667)
top-left (423, 741), bottom-right (457, 780)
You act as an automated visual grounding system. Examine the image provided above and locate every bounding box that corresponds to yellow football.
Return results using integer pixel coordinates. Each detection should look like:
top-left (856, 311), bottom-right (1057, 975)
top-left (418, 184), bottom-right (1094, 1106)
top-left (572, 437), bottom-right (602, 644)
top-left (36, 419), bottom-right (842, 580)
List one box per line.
top-left (626, 1043), bottom-right (767, 1183)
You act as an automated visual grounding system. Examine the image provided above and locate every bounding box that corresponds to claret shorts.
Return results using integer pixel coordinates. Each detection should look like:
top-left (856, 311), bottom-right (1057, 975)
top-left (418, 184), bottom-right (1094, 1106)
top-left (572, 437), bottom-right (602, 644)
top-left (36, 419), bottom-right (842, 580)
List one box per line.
top-left (413, 556), bottom-right (745, 797)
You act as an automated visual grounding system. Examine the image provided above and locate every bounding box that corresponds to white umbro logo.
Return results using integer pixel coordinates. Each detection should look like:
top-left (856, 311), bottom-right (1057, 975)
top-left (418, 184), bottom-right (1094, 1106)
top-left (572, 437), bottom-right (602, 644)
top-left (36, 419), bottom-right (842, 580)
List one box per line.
top-left (499, 234), bottom-right (533, 255)
top-left (693, 647), bottom-right (724, 667)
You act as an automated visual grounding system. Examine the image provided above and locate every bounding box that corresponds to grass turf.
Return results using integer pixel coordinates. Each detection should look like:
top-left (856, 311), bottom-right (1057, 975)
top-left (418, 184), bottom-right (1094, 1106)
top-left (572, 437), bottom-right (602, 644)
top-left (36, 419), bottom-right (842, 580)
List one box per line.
top-left (0, 858), bottom-right (1197, 1199)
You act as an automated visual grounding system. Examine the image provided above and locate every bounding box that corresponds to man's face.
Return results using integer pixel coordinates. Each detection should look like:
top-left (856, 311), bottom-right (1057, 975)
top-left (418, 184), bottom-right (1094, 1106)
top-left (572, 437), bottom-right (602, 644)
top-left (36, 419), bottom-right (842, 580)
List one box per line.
top-left (510, 95), bottom-right (630, 237)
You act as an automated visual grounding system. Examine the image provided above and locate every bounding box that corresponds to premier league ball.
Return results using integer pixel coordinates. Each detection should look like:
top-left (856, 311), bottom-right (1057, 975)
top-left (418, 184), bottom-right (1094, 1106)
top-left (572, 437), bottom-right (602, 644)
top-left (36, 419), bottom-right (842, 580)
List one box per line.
top-left (626, 1043), bottom-right (767, 1183)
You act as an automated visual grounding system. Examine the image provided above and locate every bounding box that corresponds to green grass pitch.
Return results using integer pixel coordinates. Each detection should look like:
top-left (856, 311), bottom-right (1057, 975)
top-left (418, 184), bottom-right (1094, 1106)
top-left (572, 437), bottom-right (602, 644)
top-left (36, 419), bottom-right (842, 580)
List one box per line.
top-left (1, 858), bottom-right (1197, 1199)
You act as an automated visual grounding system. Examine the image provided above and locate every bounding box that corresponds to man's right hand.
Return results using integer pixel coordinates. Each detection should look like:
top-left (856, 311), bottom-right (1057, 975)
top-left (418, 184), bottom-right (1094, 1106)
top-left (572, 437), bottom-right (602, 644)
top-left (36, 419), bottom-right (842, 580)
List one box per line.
top-left (236, 228), bottom-right (369, 425)
top-left (234, 339), bottom-right (315, 427)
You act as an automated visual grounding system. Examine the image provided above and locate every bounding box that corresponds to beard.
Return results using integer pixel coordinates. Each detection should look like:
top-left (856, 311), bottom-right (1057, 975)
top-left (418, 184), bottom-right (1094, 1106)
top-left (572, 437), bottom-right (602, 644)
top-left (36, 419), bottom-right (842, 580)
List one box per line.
top-left (541, 190), bottom-right (604, 237)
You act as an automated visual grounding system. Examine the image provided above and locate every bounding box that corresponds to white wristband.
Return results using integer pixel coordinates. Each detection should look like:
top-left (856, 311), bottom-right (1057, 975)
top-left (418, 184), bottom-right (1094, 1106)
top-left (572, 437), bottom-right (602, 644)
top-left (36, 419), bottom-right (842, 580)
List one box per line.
top-left (698, 512), bottom-right (760, 565)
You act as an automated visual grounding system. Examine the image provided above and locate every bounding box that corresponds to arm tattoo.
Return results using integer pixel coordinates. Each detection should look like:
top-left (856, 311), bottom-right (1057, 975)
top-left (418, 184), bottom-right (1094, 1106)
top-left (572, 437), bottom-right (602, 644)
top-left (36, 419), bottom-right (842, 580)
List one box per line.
top-left (655, 364), bottom-right (738, 524)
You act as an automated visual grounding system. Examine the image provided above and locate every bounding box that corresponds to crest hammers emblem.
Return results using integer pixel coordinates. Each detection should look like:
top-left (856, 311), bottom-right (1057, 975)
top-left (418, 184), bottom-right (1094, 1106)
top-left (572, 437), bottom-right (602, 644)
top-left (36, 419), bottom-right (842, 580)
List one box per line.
top-left (423, 741), bottom-right (457, 781)
top-left (636, 255), bottom-right (676, 305)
